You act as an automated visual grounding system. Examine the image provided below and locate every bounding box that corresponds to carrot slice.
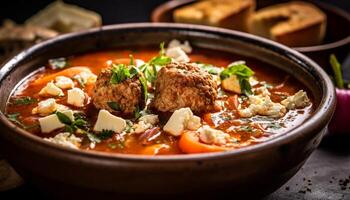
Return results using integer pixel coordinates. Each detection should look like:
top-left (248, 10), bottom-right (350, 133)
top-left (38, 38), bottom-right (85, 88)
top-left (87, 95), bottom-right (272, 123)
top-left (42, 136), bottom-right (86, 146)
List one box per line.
top-left (32, 67), bottom-right (91, 86)
top-left (179, 131), bottom-right (231, 154)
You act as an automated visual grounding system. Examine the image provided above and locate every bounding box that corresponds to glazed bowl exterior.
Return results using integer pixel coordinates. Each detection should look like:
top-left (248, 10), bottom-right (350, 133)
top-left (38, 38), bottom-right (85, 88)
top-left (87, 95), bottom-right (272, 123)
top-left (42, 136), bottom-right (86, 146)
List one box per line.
top-left (0, 23), bottom-right (336, 198)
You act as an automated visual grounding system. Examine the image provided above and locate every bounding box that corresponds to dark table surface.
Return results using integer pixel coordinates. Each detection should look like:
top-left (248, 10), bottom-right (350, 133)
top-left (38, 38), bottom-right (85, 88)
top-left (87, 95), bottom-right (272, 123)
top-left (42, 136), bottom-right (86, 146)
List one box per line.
top-left (1, 0), bottom-right (350, 199)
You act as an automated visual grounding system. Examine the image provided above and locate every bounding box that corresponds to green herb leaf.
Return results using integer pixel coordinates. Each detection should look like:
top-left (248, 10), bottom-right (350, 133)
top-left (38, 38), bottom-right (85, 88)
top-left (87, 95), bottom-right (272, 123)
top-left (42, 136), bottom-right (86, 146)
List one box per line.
top-left (108, 142), bottom-right (125, 149)
top-left (134, 105), bottom-right (141, 119)
top-left (149, 55), bottom-right (172, 66)
top-left (110, 64), bottom-right (131, 84)
top-left (98, 129), bottom-right (115, 140)
top-left (330, 54), bottom-right (344, 89)
top-left (107, 101), bottom-right (121, 111)
top-left (12, 96), bottom-right (37, 105)
top-left (49, 57), bottom-right (68, 69)
top-left (87, 132), bottom-right (101, 143)
top-left (139, 76), bottom-right (148, 103)
top-left (7, 113), bottom-right (39, 130)
top-left (220, 62), bottom-right (254, 80)
top-left (159, 42), bottom-right (166, 55)
top-left (239, 78), bottom-right (253, 96)
top-left (56, 111), bottom-right (73, 125)
top-left (220, 62), bottom-right (254, 96)
top-left (129, 54), bottom-right (134, 66)
top-left (197, 63), bottom-right (222, 75)
top-left (129, 66), bottom-right (140, 78)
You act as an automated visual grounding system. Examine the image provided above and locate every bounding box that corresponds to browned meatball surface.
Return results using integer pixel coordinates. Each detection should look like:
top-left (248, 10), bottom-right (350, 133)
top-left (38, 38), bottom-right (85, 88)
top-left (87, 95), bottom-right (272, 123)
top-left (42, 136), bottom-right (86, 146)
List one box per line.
top-left (92, 68), bottom-right (144, 115)
top-left (152, 62), bottom-right (218, 113)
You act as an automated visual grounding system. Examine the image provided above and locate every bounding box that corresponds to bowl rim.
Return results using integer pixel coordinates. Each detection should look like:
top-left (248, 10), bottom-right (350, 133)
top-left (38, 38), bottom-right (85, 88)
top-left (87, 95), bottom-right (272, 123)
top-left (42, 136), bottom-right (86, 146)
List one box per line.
top-left (0, 23), bottom-right (336, 162)
top-left (151, 0), bottom-right (350, 52)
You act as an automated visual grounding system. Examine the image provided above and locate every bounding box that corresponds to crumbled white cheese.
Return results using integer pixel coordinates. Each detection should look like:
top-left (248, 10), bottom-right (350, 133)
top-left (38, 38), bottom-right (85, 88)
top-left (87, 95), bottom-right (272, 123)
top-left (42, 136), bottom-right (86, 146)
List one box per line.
top-left (67, 88), bottom-right (86, 107)
top-left (167, 39), bottom-right (192, 53)
top-left (166, 47), bottom-right (190, 63)
top-left (39, 82), bottom-right (64, 97)
top-left (239, 94), bottom-right (286, 118)
top-left (39, 110), bottom-right (74, 133)
top-left (135, 59), bottom-right (145, 68)
top-left (198, 125), bottom-right (230, 145)
top-left (93, 109), bottom-right (126, 133)
top-left (74, 70), bottom-right (97, 85)
top-left (55, 76), bottom-right (74, 89)
top-left (163, 107), bottom-right (202, 136)
top-left (139, 114), bottom-right (159, 125)
top-left (32, 98), bottom-right (57, 116)
top-left (281, 90), bottom-right (311, 110)
top-left (221, 74), bottom-right (241, 94)
top-left (44, 132), bottom-right (81, 149)
top-left (132, 114), bottom-right (159, 134)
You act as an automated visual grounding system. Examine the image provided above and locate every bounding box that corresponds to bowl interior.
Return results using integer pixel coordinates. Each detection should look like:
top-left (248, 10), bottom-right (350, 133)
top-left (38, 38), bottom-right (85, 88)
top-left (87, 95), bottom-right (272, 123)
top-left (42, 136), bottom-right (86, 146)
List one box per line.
top-left (0, 23), bottom-right (333, 160)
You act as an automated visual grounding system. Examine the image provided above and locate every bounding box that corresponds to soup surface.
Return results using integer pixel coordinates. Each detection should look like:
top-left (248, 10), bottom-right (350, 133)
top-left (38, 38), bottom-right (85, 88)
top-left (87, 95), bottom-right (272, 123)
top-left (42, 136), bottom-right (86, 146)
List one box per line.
top-left (6, 40), bottom-right (313, 155)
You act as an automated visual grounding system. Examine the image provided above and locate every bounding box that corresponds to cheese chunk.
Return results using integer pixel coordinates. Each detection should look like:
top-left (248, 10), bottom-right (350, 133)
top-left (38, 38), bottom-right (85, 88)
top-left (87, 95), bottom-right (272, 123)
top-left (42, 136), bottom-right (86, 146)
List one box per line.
top-left (198, 125), bottom-right (230, 145)
top-left (168, 39), bottom-right (192, 53)
top-left (93, 109), bottom-right (126, 133)
top-left (32, 98), bottom-right (57, 116)
top-left (221, 74), bottom-right (241, 94)
top-left (55, 76), bottom-right (74, 89)
top-left (132, 114), bottom-right (159, 134)
top-left (39, 82), bottom-right (64, 97)
top-left (44, 132), bottom-right (81, 149)
top-left (39, 110), bottom-right (74, 133)
top-left (281, 90), bottom-right (310, 109)
top-left (238, 94), bottom-right (286, 118)
top-left (67, 88), bottom-right (85, 107)
top-left (74, 70), bottom-right (97, 85)
top-left (166, 47), bottom-right (190, 63)
top-left (163, 107), bottom-right (201, 136)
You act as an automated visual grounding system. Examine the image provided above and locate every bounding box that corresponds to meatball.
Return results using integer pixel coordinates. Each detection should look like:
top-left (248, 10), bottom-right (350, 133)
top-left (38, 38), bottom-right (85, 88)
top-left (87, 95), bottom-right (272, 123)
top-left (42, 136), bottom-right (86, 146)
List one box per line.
top-left (152, 62), bottom-right (218, 113)
top-left (92, 68), bottom-right (144, 115)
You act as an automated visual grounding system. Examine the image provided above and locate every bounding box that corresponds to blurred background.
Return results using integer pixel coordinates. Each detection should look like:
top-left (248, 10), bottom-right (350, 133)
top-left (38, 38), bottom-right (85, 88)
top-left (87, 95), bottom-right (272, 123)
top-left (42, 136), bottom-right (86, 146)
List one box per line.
top-left (2, 0), bottom-right (349, 24)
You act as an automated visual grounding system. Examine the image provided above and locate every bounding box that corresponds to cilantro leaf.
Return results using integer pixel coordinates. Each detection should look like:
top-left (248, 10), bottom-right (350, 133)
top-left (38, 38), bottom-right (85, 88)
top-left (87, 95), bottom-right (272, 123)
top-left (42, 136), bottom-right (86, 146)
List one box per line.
top-left (12, 96), bottom-right (38, 105)
top-left (110, 64), bottom-right (131, 84)
top-left (197, 63), bottom-right (222, 75)
top-left (56, 111), bottom-right (73, 125)
top-left (220, 62), bottom-right (255, 96)
top-left (98, 130), bottom-right (115, 140)
top-left (7, 113), bottom-right (39, 130)
top-left (139, 76), bottom-right (148, 103)
top-left (107, 101), bottom-right (121, 111)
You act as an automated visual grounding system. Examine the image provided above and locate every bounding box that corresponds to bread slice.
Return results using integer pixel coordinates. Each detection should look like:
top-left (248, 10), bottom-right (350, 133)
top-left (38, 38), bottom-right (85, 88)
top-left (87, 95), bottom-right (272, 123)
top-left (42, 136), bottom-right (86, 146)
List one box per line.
top-left (173, 0), bottom-right (256, 32)
top-left (248, 1), bottom-right (326, 47)
top-left (25, 1), bottom-right (102, 33)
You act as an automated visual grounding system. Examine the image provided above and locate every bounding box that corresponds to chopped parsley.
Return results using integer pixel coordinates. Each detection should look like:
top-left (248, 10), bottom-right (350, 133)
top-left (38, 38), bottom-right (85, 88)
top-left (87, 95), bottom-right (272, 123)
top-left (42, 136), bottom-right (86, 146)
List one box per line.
top-left (139, 42), bottom-right (172, 84)
top-left (11, 96), bottom-right (37, 105)
top-left (7, 113), bottom-right (38, 130)
top-left (110, 64), bottom-right (131, 84)
top-left (107, 101), bottom-right (121, 111)
top-left (197, 63), bottom-right (222, 75)
top-left (220, 62), bottom-right (254, 96)
top-left (98, 130), bottom-right (115, 140)
top-left (56, 111), bottom-right (88, 134)
top-left (49, 57), bottom-right (68, 69)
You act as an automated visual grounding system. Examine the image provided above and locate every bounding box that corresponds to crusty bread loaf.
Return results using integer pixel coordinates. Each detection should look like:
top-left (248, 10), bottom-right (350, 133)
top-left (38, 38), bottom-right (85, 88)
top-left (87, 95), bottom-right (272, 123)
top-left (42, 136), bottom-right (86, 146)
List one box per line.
top-left (25, 1), bottom-right (102, 33)
top-left (173, 0), bottom-right (256, 32)
top-left (248, 1), bottom-right (326, 47)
